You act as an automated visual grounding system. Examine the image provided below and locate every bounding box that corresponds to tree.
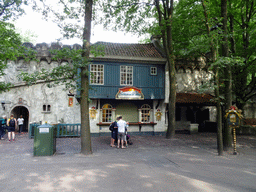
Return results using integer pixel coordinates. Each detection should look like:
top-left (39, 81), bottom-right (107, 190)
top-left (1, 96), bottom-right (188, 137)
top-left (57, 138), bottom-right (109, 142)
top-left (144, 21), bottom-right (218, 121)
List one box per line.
top-left (229, 0), bottom-right (256, 111)
top-left (0, 21), bottom-right (21, 92)
top-left (200, 0), bottom-right (223, 155)
top-left (221, 0), bottom-right (232, 151)
top-left (19, 0), bottom-right (94, 154)
top-left (98, 0), bottom-right (176, 139)
top-left (80, 0), bottom-right (93, 154)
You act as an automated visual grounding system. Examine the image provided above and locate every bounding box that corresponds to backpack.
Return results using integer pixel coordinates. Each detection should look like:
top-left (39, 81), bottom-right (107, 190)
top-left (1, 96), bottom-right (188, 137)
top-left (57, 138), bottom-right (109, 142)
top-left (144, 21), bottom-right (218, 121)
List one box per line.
top-left (9, 119), bottom-right (15, 127)
top-left (109, 122), bottom-right (115, 131)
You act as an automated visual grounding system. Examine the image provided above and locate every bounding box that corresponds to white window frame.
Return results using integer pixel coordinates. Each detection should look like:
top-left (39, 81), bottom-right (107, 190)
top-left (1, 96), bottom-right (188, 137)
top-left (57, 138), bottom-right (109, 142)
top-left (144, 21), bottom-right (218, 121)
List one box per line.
top-left (90, 64), bottom-right (104, 85)
top-left (141, 104), bottom-right (151, 123)
top-left (120, 65), bottom-right (133, 86)
top-left (150, 67), bottom-right (157, 75)
top-left (102, 104), bottom-right (113, 123)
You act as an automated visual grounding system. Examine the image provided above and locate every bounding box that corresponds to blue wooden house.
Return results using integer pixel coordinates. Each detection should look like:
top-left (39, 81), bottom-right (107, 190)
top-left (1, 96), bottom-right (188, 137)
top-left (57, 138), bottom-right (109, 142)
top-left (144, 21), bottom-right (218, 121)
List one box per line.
top-left (86, 41), bottom-right (167, 135)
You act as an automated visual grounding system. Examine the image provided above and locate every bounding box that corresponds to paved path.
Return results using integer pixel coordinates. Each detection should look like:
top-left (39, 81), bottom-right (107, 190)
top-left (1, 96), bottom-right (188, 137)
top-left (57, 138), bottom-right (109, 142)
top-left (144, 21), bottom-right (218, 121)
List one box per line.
top-left (0, 132), bottom-right (256, 192)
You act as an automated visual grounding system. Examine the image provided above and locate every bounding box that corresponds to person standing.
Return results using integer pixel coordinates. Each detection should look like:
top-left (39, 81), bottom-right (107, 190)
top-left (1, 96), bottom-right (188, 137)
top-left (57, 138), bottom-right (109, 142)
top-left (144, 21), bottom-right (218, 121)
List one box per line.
top-left (7, 115), bottom-right (17, 141)
top-left (117, 116), bottom-right (127, 149)
top-left (0, 116), bottom-right (5, 140)
top-left (110, 116), bottom-right (119, 147)
top-left (17, 115), bottom-right (24, 134)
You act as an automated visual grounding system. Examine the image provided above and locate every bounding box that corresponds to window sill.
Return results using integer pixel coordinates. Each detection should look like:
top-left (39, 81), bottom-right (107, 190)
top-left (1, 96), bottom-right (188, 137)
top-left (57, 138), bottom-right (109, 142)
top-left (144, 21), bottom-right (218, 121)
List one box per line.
top-left (97, 122), bottom-right (157, 126)
top-left (97, 122), bottom-right (112, 126)
top-left (42, 111), bottom-right (51, 114)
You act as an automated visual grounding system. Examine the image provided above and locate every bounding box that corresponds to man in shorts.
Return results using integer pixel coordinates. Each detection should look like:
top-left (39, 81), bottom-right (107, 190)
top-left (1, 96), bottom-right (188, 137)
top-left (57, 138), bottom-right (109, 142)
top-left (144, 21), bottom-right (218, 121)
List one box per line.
top-left (117, 116), bottom-right (127, 149)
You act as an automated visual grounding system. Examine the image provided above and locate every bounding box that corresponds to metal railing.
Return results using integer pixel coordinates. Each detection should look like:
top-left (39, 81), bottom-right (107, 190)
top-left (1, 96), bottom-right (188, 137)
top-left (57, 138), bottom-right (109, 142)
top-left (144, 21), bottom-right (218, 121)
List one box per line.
top-left (29, 123), bottom-right (40, 139)
top-left (56, 124), bottom-right (81, 138)
top-left (29, 123), bottom-right (81, 138)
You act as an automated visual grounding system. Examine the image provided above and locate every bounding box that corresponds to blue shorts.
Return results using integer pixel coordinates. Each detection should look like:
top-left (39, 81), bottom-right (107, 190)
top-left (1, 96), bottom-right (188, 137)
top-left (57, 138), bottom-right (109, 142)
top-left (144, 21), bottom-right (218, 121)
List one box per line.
top-left (112, 129), bottom-right (117, 139)
top-left (7, 126), bottom-right (15, 132)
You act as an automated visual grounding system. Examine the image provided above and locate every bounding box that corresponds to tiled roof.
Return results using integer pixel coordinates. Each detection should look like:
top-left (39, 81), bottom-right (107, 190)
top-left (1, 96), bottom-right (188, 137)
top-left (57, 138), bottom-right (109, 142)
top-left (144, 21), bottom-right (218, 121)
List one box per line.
top-left (176, 93), bottom-right (215, 104)
top-left (93, 42), bottom-right (164, 58)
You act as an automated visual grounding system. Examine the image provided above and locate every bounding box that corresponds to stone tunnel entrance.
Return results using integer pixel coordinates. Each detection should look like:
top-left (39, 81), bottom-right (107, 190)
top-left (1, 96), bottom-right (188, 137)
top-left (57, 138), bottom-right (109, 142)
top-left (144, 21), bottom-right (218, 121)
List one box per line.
top-left (10, 106), bottom-right (29, 132)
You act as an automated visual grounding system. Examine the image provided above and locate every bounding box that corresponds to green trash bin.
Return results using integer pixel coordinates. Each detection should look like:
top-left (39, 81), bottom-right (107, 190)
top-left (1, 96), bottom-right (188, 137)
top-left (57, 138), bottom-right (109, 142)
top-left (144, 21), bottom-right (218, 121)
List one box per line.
top-left (34, 124), bottom-right (56, 156)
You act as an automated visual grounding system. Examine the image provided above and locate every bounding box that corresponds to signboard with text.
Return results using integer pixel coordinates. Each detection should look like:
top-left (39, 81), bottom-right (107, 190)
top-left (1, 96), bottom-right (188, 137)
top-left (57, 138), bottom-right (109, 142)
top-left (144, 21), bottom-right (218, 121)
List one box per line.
top-left (116, 87), bottom-right (144, 100)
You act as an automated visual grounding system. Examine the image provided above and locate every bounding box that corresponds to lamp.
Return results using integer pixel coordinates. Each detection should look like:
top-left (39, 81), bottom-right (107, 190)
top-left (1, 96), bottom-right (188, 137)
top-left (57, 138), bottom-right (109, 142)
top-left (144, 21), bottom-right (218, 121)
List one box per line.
top-left (1, 102), bottom-right (5, 110)
top-left (1, 101), bottom-right (11, 110)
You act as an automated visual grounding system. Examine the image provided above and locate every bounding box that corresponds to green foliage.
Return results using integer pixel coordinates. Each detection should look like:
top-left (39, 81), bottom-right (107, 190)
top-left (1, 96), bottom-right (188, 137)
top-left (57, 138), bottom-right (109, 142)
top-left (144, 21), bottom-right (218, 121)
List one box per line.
top-left (97, 0), bottom-right (156, 36)
top-left (0, 0), bottom-right (27, 21)
top-left (210, 56), bottom-right (245, 70)
top-left (16, 28), bottom-right (38, 43)
top-left (0, 0), bottom-right (39, 92)
top-left (0, 21), bottom-right (36, 92)
top-left (0, 22), bottom-right (22, 66)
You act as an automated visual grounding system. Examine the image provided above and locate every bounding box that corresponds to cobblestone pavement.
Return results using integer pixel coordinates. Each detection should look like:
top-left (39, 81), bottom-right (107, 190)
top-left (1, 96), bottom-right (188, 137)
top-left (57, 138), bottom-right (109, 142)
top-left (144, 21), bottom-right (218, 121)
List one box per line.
top-left (0, 132), bottom-right (256, 192)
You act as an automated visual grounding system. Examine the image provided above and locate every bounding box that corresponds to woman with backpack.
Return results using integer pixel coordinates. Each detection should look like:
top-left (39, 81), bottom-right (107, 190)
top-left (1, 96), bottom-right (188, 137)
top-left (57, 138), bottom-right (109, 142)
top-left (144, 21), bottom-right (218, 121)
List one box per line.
top-left (110, 116), bottom-right (119, 147)
top-left (7, 114), bottom-right (17, 142)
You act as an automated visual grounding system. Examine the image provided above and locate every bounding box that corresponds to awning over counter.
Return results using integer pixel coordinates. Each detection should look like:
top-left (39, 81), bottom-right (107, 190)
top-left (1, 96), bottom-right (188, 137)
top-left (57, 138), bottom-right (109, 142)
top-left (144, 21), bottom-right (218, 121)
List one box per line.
top-left (176, 93), bottom-right (215, 105)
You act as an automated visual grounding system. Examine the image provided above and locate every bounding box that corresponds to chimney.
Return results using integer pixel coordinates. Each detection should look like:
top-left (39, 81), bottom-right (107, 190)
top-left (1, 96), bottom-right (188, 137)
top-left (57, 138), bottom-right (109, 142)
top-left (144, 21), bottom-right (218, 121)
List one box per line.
top-left (150, 35), bottom-right (166, 57)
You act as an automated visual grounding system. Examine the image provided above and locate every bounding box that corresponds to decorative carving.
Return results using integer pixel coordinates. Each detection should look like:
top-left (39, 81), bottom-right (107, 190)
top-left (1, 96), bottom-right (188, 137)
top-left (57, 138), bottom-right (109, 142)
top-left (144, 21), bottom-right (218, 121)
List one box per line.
top-left (89, 107), bottom-right (97, 119)
top-left (18, 98), bottom-right (23, 104)
top-left (155, 109), bottom-right (162, 121)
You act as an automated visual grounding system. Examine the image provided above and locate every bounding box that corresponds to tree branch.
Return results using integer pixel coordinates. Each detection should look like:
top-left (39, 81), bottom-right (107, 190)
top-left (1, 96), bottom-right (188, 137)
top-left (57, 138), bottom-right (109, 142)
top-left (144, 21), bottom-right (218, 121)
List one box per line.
top-left (0, 1), bottom-right (16, 17)
top-left (109, 2), bottom-right (154, 9)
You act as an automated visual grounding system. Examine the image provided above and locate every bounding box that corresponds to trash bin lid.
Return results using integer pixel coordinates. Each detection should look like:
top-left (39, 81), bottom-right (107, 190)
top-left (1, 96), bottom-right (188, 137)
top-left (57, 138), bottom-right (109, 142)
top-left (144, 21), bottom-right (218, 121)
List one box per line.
top-left (38, 124), bottom-right (52, 128)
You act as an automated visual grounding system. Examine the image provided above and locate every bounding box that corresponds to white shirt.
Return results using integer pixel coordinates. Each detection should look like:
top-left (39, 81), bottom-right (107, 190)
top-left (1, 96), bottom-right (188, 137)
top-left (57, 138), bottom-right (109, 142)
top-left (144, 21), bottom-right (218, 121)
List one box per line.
top-left (17, 118), bottom-right (24, 125)
top-left (117, 119), bottom-right (127, 133)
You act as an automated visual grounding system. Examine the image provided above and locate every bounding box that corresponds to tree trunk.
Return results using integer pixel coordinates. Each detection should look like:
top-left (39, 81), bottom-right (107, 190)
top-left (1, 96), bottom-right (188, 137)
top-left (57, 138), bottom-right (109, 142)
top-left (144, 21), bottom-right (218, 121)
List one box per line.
top-left (222, 0), bottom-right (232, 151)
top-left (201, 0), bottom-right (223, 155)
top-left (155, 0), bottom-right (176, 138)
top-left (167, 54), bottom-right (176, 139)
top-left (166, 0), bottom-right (176, 139)
top-left (80, 0), bottom-right (93, 155)
top-left (216, 69), bottom-right (223, 156)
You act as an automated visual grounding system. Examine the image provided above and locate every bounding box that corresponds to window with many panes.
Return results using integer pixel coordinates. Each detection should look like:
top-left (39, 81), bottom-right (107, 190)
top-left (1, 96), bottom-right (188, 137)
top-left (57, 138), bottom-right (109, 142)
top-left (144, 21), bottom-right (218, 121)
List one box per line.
top-left (150, 67), bottom-right (157, 75)
top-left (90, 64), bottom-right (104, 85)
top-left (141, 104), bottom-right (151, 123)
top-left (102, 104), bottom-right (113, 122)
top-left (120, 66), bottom-right (133, 85)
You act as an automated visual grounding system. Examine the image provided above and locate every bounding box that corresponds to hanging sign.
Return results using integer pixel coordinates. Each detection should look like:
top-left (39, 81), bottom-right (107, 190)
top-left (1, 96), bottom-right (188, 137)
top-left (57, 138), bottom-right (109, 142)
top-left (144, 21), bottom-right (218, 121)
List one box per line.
top-left (89, 107), bottom-right (97, 119)
top-left (155, 109), bottom-right (162, 121)
top-left (68, 97), bottom-right (74, 107)
top-left (224, 106), bottom-right (243, 126)
top-left (116, 87), bottom-right (144, 100)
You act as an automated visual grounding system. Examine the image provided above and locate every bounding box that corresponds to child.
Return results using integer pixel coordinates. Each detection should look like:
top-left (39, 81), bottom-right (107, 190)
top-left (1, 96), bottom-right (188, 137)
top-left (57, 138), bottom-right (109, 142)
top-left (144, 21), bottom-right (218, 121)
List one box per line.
top-left (124, 122), bottom-right (129, 147)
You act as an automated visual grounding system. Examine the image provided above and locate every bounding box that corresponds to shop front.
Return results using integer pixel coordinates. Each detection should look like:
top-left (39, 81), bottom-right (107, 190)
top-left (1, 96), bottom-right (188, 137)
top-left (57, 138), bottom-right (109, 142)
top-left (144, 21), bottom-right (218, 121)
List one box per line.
top-left (91, 86), bottom-right (165, 135)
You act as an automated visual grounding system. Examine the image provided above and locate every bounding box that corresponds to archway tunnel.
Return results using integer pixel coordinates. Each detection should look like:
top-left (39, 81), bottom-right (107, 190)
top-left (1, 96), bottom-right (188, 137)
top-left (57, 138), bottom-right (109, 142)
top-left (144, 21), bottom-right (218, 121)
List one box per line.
top-left (11, 106), bottom-right (29, 132)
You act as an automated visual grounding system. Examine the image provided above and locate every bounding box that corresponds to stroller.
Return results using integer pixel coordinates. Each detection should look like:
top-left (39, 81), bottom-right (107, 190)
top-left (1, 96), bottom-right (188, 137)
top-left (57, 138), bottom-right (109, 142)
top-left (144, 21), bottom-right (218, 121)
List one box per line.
top-left (126, 133), bottom-right (133, 145)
